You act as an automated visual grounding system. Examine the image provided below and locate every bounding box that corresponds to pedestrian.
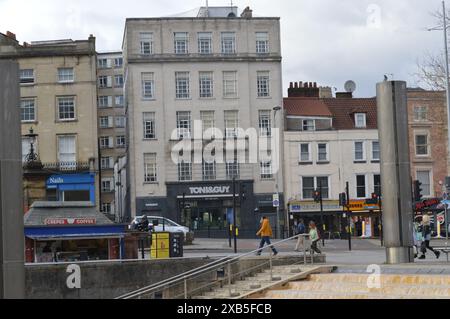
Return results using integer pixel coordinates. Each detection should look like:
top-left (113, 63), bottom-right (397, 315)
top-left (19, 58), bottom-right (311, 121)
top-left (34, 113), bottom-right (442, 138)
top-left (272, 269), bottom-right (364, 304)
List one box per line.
top-left (294, 219), bottom-right (307, 252)
top-left (309, 221), bottom-right (322, 254)
top-left (256, 216), bottom-right (278, 256)
top-left (418, 215), bottom-right (440, 260)
top-left (413, 221), bottom-right (423, 259)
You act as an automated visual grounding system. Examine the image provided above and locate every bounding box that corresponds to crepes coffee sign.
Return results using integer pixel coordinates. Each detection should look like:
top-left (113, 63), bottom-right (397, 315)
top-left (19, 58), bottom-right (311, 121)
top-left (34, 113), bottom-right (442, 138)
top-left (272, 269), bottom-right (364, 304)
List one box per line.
top-left (44, 218), bottom-right (97, 226)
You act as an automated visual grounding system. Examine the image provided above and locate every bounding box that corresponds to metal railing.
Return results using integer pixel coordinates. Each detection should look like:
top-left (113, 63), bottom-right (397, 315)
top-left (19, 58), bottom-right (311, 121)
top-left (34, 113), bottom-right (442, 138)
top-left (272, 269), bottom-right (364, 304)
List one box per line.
top-left (116, 234), bottom-right (315, 300)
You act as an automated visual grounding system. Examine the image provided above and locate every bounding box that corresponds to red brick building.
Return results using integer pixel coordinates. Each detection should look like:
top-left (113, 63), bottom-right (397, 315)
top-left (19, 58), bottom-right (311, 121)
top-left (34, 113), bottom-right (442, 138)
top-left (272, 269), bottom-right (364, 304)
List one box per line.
top-left (407, 89), bottom-right (449, 199)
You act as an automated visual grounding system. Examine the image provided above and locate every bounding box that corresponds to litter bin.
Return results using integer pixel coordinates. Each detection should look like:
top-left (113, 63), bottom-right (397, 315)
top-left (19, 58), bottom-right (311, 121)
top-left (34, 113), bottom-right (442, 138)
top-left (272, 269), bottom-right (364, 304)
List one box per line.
top-left (151, 232), bottom-right (170, 259)
top-left (170, 232), bottom-right (184, 258)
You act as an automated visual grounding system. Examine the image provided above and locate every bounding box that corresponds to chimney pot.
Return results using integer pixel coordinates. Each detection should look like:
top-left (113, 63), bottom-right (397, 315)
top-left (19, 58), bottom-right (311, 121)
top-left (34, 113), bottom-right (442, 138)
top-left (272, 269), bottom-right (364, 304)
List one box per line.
top-left (290, 82), bottom-right (294, 89)
top-left (6, 31), bottom-right (16, 40)
top-left (294, 82), bottom-right (298, 89)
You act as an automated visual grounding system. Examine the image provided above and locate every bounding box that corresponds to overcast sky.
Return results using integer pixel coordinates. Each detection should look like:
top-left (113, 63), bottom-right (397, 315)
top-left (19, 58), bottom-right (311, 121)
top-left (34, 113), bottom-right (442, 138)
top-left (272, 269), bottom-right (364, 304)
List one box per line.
top-left (0, 0), bottom-right (444, 96)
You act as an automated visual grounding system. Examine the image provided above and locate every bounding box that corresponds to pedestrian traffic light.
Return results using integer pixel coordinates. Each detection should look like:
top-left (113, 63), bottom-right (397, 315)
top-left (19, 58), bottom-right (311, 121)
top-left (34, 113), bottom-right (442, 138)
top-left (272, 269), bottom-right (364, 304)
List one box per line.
top-left (414, 180), bottom-right (423, 202)
top-left (339, 193), bottom-right (348, 207)
top-left (313, 190), bottom-right (321, 203)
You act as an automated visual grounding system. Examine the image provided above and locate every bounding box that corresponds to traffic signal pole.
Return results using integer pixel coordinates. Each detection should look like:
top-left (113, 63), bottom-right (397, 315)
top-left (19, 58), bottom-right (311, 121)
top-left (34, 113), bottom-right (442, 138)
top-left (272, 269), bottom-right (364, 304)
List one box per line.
top-left (319, 181), bottom-right (325, 247)
top-left (346, 182), bottom-right (352, 251)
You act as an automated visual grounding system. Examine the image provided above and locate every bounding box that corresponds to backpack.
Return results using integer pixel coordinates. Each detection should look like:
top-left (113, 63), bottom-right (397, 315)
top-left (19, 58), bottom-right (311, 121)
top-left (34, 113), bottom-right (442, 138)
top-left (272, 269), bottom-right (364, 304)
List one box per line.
top-left (297, 223), bottom-right (306, 234)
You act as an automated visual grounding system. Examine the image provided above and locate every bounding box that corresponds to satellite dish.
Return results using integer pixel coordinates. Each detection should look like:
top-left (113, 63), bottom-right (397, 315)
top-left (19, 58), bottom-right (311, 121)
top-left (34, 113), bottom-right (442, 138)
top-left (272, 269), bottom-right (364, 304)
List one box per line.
top-left (344, 80), bottom-right (357, 93)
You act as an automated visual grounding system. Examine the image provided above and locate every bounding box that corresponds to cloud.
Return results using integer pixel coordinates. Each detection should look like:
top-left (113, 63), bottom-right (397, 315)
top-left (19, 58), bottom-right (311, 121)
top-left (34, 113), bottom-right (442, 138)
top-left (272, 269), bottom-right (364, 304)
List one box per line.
top-left (0, 0), bottom-right (443, 96)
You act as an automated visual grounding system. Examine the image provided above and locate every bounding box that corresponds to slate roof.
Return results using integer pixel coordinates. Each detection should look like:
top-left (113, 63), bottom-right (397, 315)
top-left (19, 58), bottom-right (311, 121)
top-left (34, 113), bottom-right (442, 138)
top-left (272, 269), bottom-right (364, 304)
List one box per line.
top-left (284, 98), bottom-right (333, 117)
top-left (24, 202), bottom-right (114, 227)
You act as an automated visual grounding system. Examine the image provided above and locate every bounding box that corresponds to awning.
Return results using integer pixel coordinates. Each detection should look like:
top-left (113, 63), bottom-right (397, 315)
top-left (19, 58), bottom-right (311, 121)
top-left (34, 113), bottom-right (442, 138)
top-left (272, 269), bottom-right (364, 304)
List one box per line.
top-left (26, 234), bottom-right (122, 241)
top-left (25, 225), bottom-right (126, 241)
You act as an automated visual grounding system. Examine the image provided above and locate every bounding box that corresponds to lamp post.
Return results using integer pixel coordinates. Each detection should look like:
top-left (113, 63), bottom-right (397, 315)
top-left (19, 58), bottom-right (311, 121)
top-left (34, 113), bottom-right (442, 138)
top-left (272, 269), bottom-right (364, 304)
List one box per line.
top-left (25, 127), bottom-right (39, 163)
top-left (273, 106), bottom-right (282, 239)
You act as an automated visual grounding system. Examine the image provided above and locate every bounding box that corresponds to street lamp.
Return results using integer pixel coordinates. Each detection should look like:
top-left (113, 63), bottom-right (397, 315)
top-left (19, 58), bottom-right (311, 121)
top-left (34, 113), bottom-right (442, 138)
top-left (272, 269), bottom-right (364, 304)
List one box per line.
top-left (24, 127), bottom-right (38, 162)
top-left (273, 106), bottom-right (282, 239)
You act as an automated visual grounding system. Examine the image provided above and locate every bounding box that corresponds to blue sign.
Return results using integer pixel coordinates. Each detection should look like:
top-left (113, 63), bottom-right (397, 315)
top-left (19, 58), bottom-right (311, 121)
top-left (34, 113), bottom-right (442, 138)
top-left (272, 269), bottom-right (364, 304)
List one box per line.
top-left (46, 173), bottom-right (96, 203)
top-left (226, 208), bottom-right (235, 224)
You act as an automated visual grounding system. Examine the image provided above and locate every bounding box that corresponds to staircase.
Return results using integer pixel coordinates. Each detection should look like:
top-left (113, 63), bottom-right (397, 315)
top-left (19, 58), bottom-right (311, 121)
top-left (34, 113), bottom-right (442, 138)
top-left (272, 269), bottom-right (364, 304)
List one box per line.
top-left (251, 273), bottom-right (450, 299)
top-left (193, 265), bottom-right (334, 300)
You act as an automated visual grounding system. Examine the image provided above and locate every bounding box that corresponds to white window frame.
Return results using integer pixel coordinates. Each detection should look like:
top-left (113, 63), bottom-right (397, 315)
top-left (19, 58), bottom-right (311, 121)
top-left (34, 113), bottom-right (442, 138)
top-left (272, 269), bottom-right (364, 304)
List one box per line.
top-left (114, 75), bottom-right (124, 88)
top-left (354, 141), bottom-right (366, 162)
top-left (199, 72), bottom-right (214, 98)
top-left (302, 119), bottom-right (315, 131)
top-left (202, 160), bottom-right (217, 181)
top-left (226, 160), bottom-right (240, 180)
top-left (174, 32), bottom-right (189, 55)
top-left (259, 110), bottom-right (272, 137)
top-left (101, 157), bottom-right (114, 170)
top-left (140, 32), bottom-right (154, 55)
top-left (201, 111), bottom-right (216, 138)
top-left (98, 96), bottom-right (112, 108)
top-left (299, 143), bottom-right (312, 163)
top-left (416, 170), bottom-right (432, 197)
top-left (223, 71), bottom-right (238, 98)
top-left (257, 71), bottom-right (270, 97)
top-left (101, 178), bottom-right (113, 193)
top-left (115, 116), bottom-right (126, 128)
top-left (177, 111), bottom-right (192, 139)
top-left (143, 112), bottom-right (156, 139)
top-left (256, 32), bottom-right (269, 54)
top-left (178, 160), bottom-right (192, 181)
top-left (57, 135), bottom-right (77, 169)
top-left (115, 95), bottom-right (124, 107)
top-left (57, 96), bottom-right (76, 121)
top-left (142, 72), bottom-right (155, 99)
top-left (57, 68), bottom-right (74, 83)
top-left (116, 136), bottom-right (126, 148)
top-left (175, 72), bottom-right (190, 99)
top-left (355, 113), bottom-right (367, 128)
top-left (198, 32), bottom-right (212, 54)
top-left (260, 161), bottom-right (273, 180)
top-left (114, 57), bottom-right (123, 68)
top-left (414, 106), bottom-right (428, 122)
top-left (20, 98), bottom-right (36, 123)
top-left (20, 69), bottom-right (35, 85)
top-left (98, 58), bottom-right (109, 69)
top-left (101, 203), bottom-right (112, 213)
top-left (100, 136), bottom-right (114, 149)
top-left (356, 174), bottom-right (367, 199)
top-left (99, 116), bottom-right (113, 129)
top-left (221, 32), bottom-right (236, 54)
top-left (372, 141), bottom-right (380, 161)
top-left (317, 143), bottom-right (329, 162)
top-left (144, 153), bottom-right (158, 183)
top-left (224, 110), bottom-right (239, 138)
top-left (415, 133), bottom-right (430, 157)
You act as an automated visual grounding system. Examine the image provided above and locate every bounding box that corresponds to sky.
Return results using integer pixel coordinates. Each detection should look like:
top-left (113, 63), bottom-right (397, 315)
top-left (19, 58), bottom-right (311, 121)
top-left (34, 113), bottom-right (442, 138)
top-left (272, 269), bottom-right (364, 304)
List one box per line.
top-left (0, 0), bottom-right (445, 97)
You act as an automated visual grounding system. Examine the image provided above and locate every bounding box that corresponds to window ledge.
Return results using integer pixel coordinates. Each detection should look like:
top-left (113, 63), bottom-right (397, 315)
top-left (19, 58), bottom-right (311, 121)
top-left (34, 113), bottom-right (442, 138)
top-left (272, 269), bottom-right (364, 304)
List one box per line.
top-left (144, 182), bottom-right (159, 185)
top-left (21, 121), bottom-right (38, 124)
top-left (354, 161), bottom-right (367, 164)
top-left (316, 161), bottom-right (330, 165)
top-left (299, 162), bottom-right (313, 165)
top-left (142, 98), bottom-right (156, 101)
top-left (257, 96), bottom-right (272, 99)
top-left (371, 160), bottom-right (380, 164)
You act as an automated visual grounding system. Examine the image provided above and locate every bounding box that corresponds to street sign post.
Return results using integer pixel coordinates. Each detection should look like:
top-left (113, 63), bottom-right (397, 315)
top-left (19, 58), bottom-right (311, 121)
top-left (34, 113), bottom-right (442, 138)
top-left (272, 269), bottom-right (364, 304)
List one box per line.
top-left (273, 194), bottom-right (280, 208)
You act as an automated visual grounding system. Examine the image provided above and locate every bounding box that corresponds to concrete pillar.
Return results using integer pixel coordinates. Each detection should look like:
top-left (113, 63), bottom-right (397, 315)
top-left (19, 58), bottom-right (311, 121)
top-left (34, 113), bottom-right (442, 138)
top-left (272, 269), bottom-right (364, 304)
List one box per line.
top-left (377, 81), bottom-right (414, 264)
top-left (0, 60), bottom-right (26, 298)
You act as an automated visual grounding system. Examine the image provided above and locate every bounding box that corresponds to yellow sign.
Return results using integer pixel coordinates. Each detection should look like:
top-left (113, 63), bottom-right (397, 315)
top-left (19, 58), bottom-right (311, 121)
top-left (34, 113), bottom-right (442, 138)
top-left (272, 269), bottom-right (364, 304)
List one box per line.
top-left (348, 200), bottom-right (380, 212)
top-left (151, 232), bottom-right (170, 259)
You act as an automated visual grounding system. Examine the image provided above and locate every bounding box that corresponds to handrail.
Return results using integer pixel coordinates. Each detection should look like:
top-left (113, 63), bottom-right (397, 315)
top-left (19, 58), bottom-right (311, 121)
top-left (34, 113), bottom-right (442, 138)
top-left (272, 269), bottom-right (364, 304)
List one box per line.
top-left (116, 234), bottom-right (311, 299)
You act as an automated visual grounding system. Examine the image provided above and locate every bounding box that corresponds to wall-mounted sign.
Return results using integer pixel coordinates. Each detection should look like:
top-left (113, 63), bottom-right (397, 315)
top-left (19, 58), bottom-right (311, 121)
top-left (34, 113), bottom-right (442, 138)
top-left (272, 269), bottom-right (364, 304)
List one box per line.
top-left (348, 200), bottom-right (380, 212)
top-left (289, 201), bottom-right (341, 213)
top-left (189, 186), bottom-right (231, 195)
top-left (414, 198), bottom-right (441, 211)
top-left (44, 218), bottom-right (97, 226)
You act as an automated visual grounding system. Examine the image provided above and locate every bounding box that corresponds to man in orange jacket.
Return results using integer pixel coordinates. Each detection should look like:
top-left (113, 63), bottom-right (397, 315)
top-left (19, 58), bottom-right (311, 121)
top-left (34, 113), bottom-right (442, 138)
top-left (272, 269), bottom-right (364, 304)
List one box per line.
top-left (256, 216), bottom-right (278, 256)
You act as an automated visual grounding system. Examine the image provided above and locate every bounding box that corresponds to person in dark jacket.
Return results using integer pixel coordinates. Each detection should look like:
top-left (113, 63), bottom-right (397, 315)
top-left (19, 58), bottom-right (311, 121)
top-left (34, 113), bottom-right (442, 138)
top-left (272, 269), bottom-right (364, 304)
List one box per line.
top-left (418, 215), bottom-right (440, 260)
top-left (294, 219), bottom-right (307, 252)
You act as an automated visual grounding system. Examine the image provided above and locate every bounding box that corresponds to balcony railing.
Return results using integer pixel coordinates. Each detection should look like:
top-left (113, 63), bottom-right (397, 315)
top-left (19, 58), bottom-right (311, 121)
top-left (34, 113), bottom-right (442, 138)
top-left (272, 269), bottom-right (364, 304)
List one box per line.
top-left (24, 161), bottom-right (92, 172)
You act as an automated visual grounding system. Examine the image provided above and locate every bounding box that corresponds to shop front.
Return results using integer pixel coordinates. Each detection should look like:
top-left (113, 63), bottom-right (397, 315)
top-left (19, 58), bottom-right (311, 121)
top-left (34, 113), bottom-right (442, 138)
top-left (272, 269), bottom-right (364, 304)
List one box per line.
top-left (24, 202), bottom-right (128, 263)
top-left (46, 173), bottom-right (96, 204)
top-left (414, 198), bottom-right (448, 237)
top-left (347, 200), bottom-right (382, 238)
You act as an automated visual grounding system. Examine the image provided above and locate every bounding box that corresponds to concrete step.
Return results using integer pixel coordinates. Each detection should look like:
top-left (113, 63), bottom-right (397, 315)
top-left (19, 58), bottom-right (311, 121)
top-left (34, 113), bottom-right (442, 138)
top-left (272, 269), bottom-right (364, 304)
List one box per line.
top-left (308, 274), bottom-right (450, 286)
top-left (258, 290), bottom-right (434, 300)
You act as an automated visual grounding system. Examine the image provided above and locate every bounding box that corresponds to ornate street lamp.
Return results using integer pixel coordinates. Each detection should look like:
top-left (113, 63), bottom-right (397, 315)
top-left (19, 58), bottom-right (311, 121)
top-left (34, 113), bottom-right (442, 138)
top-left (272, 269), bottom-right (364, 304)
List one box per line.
top-left (24, 127), bottom-right (42, 169)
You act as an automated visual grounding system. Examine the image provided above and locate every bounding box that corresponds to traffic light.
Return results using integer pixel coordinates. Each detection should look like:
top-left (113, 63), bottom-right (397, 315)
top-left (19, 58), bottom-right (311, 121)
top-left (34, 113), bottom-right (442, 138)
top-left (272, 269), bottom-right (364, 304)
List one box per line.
top-left (366, 193), bottom-right (379, 205)
top-left (414, 180), bottom-right (423, 202)
top-left (339, 193), bottom-right (348, 207)
top-left (313, 190), bottom-right (321, 203)
top-left (240, 183), bottom-right (247, 202)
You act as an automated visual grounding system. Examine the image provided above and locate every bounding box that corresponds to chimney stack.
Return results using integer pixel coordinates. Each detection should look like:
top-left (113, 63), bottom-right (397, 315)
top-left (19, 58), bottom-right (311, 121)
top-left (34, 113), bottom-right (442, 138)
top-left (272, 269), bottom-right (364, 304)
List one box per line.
top-left (6, 31), bottom-right (16, 40)
top-left (288, 81), bottom-right (320, 98)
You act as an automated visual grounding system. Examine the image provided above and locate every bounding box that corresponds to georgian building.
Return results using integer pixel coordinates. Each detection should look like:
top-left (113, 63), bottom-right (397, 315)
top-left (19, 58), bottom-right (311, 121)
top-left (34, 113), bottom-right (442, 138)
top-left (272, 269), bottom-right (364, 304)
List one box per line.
top-left (0, 32), bottom-right (99, 211)
top-left (123, 6), bottom-right (285, 238)
top-left (284, 82), bottom-right (381, 238)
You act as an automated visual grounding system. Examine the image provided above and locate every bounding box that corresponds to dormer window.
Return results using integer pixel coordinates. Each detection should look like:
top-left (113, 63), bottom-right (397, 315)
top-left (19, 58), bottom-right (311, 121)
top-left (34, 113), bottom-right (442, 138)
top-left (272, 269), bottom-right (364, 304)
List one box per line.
top-left (302, 119), bottom-right (315, 131)
top-left (355, 113), bottom-right (367, 128)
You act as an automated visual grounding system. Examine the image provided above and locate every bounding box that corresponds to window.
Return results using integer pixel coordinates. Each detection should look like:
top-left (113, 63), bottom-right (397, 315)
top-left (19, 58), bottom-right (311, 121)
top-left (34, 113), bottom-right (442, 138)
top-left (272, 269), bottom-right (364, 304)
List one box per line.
top-left (115, 95), bottom-right (124, 107)
top-left (300, 143), bottom-right (311, 162)
top-left (302, 177), bottom-right (315, 199)
top-left (221, 32), bottom-right (236, 54)
top-left (355, 113), bottom-right (367, 128)
top-left (175, 72), bottom-right (190, 99)
top-left (260, 161), bottom-right (273, 180)
top-left (178, 161), bottom-right (192, 181)
top-left (374, 174), bottom-right (381, 196)
top-left (57, 97), bottom-right (76, 121)
top-left (98, 96), bottom-right (112, 108)
top-left (101, 203), bottom-right (112, 213)
top-left (226, 160), bottom-right (240, 180)
top-left (115, 75), bottom-right (124, 88)
top-left (354, 142), bottom-right (365, 161)
top-left (116, 136), bottom-right (126, 148)
top-left (225, 110), bottom-right (239, 138)
top-left (101, 157), bottom-right (113, 170)
top-left (199, 72), bottom-right (213, 98)
top-left (140, 32), bottom-right (153, 55)
top-left (100, 137), bottom-right (113, 149)
top-left (58, 68), bottom-right (74, 83)
top-left (114, 57), bottom-right (123, 68)
top-left (174, 32), bottom-right (189, 54)
top-left (99, 116), bottom-right (113, 128)
top-left (58, 136), bottom-right (76, 168)
top-left (115, 116), bottom-right (126, 128)
top-left (259, 110), bottom-right (272, 137)
top-left (417, 170), bottom-right (431, 197)
top-left (144, 153), bottom-right (157, 182)
top-left (356, 175), bottom-right (366, 198)
top-left (98, 58), bottom-right (108, 69)
top-left (177, 111), bottom-right (191, 139)
top-left (99, 76), bottom-right (112, 88)
top-left (372, 141), bottom-right (380, 161)
top-left (22, 137), bottom-right (37, 163)
top-left (143, 112), bottom-right (156, 139)
top-left (142, 73), bottom-right (155, 99)
top-left (257, 71), bottom-right (270, 97)
top-left (301, 177), bottom-right (329, 199)
top-left (223, 71), bottom-right (238, 98)
top-left (318, 143), bottom-right (329, 162)
top-left (202, 160), bottom-right (216, 181)
top-left (20, 69), bottom-right (34, 84)
top-left (201, 111), bottom-right (215, 138)
top-left (102, 179), bottom-right (113, 193)
top-left (256, 32), bottom-right (269, 54)
top-left (20, 99), bottom-right (36, 122)
top-left (414, 106), bottom-right (428, 122)
top-left (302, 119), bottom-right (315, 131)
top-left (316, 177), bottom-right (330, 199)
top-left (415, 134), bottom-right (429, 156)
top-left (198, 32), bottom-right (212, 54)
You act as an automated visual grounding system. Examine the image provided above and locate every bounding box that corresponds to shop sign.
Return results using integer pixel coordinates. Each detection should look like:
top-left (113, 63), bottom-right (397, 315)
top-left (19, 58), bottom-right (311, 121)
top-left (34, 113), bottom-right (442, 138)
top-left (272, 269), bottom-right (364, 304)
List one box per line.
top-left (349, 200), bottom-right (380, 212)
top-left (189, 186), bottom-right (231, 195)
top-left (45, 218), bottom-right (97, 226)
top-left (289, 201), bottom-right (341, 213)
top-left (414, 198), bottom-right (441, 211)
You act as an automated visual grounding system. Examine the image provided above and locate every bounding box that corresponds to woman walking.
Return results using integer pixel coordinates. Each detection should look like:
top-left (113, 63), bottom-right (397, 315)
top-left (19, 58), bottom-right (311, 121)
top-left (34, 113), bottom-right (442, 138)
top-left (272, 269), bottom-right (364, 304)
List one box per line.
top-left (418, 215), bottom-right (440, 260)
top-left (309, 221), bottom-right (322, 254)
